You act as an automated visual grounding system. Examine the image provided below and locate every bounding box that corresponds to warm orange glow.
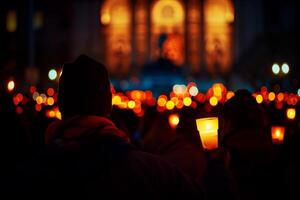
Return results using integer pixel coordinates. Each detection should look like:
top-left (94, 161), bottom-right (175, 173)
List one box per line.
top-left (47, 88), bottom-right (55, 96)
top-left (175, 100), bottom-right (184, 109)
top-left (36, 96), bottom-right (43, 105)
top-left (48, 110), bottom-right (56, 118)
top-left (204, 0), bottom-right (234, 74)
top-left (205, 0), bottom-right (234, 23)
top-left (112, 95), bottom-right (122, 105)
top-left (183, 97), bottom-right (192, 106)
top-left (212, 84), bottom-right (222, 97)
top-left (56, 111), bottom-right (62, 120)
top-left (7, 80), bottom-right (15, 92)
top-left (209, 96), bottom-right (218, 106)
top-left (127, 100), bottom-right (136, 109)
top-left (157, 95), bottom-right (168, 107)
top-left (271, 126), bottom-right (285, 144)
top-left (166, 100), bottom-right (175, 110)
top-left (286, 108), bottom-right (296, 120)
top-left (152, 0), bottom-right (184, 27)
top-left (196, 117), bottom-right (219, 150)
top-left (256, 95), bottom-right (263, 104)
top-left (277, 93), bottom-right (284, 102)
top-left (168, 114), bottom-right (180, 129)
top-left (226, 91), bottom-right (235, 100)
top-left (268, 92), bottom-right (276, 101)
top-left (101, 11), bottom-right (111, 25)
top-left (47, 97), bottom-right (55, 106)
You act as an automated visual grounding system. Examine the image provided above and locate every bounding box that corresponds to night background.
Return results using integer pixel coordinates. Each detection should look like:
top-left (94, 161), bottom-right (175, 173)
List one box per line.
top-left (0, 0), bottom-right (300, 199)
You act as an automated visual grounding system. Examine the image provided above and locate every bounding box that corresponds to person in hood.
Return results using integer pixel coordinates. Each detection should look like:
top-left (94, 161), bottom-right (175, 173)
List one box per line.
top-left (16, 55), bottom-right (203, 200)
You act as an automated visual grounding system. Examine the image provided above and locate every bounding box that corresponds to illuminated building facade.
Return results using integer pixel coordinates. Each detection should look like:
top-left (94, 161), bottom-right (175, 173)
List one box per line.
top-left (99, 0), bottom-right (235, 77)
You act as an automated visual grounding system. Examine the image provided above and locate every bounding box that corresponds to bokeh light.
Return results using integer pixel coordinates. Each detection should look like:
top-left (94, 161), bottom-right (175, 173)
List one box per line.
top-left (209, 96), bottom-right (218, 106)
top-left (256, 94), bottom-right (263, 104)
top-left (272, 63), bottom-right (280, 75)
top-left (7, 80), bottom-right (15, 92)
top-left (48, 69), bottom-right (57, 80)
top-left (281, 63), bottom-right (289, 74)
top-left (183, 97), bottom-right (192, 106)
top-left (286, 108), bottom-right (296, 120)
top-left (189, 86), bottom-right (198, 96)
top-left (168, 114), bottom-right (180, 129)
top-left (268, 92), bottom-right (275, 101)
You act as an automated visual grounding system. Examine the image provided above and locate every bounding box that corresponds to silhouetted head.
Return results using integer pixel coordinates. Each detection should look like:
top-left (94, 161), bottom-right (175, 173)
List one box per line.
top-left (221, 89), bottom-right (266, 134)
top-left (58, 55), bottom-right (112, 119)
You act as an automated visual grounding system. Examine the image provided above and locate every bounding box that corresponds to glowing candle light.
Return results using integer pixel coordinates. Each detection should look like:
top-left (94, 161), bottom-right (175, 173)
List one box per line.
top-left (271, 126), bottom-right (285, 144)
top-left (286, 108), bottom-right (296, 120)
top-left (196, 117), bottom-right (218, 150)
top-left (7, 80), bottom-right (15, 92)
top-left (168, 114), bottom-right (180, 129)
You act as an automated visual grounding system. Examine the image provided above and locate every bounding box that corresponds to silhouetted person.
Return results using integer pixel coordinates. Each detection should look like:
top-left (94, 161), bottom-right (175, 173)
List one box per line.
top-left (221, 89), bottom-right (276, 200)
top-left (159, 108), bottom-right (207, 184)
top-left (16, 55), bottom-right (202, 200)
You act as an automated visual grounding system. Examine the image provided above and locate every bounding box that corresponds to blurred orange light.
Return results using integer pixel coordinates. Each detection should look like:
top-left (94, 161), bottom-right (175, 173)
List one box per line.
top-left (47, 88), bottom-right (55, 96)
top-left (36, 96), bottom-right (43, 104)
top-left (48, 110), bottom-right (55, 118)
top-left (127, 100), bottom-right (136, 109)
top-left (256, 95), bottom-right (263, 104)
top-left (55, 111), bottom-right (62, 120)
top-left (157, 95), bottom-right (167, 107)
top-left (212, 84), bottom-right (222, 97)
top-left (271, 126), bottom-right (285, 144)
top-left (168, 114), bottom-right (180, 129)
top-left (226, 91), bottom-right (235, 100)
top-left (183, 97), bottom-right (192, 106)
top-left (112, 95), bottom-right (122, 105)
top-left (209, 96), bottom-right (218, 106)
top-left (101, 11), bottom-right (111, 25)
top-left (7, 80), bottom-right (15, 92)
top-left (268, 92), bottom-right (275, 101)
top-left (176, 100), bottom-right (184, 109)
top-left (277, 93), bottom-right (284, 102)
top-left (47, 97), bottom-right (55, 106)
top-left (286, 108), bottom-right (296, 120)
top-left (166, 101), bottom-right (175, 110)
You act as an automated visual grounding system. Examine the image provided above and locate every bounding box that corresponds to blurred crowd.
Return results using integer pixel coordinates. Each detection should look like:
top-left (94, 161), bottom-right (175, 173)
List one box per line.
top-left (0, 55), bottom-right (299, 199)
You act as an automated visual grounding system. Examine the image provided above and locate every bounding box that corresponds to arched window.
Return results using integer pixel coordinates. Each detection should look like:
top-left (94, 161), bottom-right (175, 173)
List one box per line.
top-left (151, 0), bottom-right (185, 65)
top-left (100, 0), bottom-right (132, 75)
top-left (204, 0), bottom-right (234, 74)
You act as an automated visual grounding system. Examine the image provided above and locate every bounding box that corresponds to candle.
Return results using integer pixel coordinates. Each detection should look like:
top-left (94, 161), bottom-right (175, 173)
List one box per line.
top-left (271, 126), bottom-right (285, 144)
top-left (168, 114), bottom-right (180, 129)
top-left (196, 117), bottom-right (218, 150)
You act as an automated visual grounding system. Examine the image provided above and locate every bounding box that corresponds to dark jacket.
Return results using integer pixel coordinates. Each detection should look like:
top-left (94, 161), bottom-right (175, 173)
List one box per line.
top-left (224, 128), bottom-right (276, 200)
top-left (16, 116), bottom-right (203, 200)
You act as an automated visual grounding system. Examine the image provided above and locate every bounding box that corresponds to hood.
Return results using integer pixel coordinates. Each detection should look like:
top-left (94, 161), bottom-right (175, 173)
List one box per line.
top-left (45, 116), bottom-right (130, 151)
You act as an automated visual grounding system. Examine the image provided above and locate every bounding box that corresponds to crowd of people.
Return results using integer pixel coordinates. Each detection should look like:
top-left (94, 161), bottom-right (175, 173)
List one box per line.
top-left (1, 55), bottom-right (299, 199)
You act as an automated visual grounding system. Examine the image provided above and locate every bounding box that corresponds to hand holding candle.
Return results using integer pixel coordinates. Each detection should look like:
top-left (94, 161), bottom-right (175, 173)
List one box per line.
top-left (196, 117), bottom-right (219, 150)
top-left (271, 126), bottom-right (285, 144)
